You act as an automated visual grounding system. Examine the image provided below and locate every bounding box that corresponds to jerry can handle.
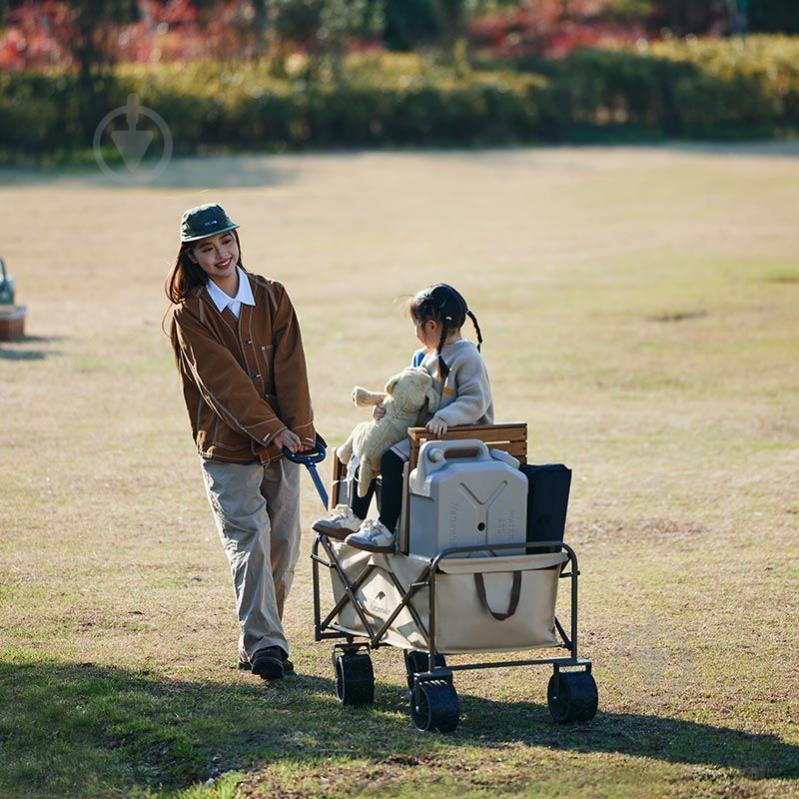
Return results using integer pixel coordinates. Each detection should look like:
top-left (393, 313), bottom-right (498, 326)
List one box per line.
top-left (415, 438), bottom-right (490, 481)
top-left (489, 448), bottom-right (520, 469)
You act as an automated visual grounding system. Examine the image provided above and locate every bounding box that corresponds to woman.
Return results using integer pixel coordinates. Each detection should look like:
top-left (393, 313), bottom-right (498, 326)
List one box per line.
top-left (164, 202), bottom-right (315, 680)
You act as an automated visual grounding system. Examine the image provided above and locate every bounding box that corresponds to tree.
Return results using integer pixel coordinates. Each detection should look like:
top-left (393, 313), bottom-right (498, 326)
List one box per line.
top-left (429, 0), bottom-right (478, 69)
top-left (383, 0), bottom-right (441, 51)
top-left (727, 0), bottom-right (748, 34)
top-left (644, 0), bottom-right (729, 35)
top-left (428, 0), bottom-right (518, 71)
top-left (0, 0), bottom-right (140, 79)
top-left (749, 0), bottom-right (799, 33)
top-left (252, 0), bottom-right (269, 53)
top-left (271, 0), bottom-right (383, 77)
top-left (0, 0), bottom-right (142, 144)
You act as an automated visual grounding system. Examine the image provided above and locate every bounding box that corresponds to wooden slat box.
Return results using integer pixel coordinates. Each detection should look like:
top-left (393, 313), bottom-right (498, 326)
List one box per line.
top-left (0, 306), bottom-right (26, 341)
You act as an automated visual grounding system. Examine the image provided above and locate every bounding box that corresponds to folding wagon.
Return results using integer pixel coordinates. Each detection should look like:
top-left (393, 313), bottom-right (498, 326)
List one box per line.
top-left (289, 423), bottom-right (598, 733)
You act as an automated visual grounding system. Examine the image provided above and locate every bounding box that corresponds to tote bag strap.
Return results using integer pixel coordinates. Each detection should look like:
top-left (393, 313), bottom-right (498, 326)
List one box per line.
top-left (474, 571), bottom-right (522, 621)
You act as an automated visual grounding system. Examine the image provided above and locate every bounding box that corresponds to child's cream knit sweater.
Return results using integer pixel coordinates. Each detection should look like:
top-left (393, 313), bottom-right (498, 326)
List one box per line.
top-left (420, 339), bottom-right (494, 427)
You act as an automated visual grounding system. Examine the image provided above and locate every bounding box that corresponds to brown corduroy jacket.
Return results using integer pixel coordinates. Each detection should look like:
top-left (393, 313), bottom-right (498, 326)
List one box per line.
top-left (171, 272), bottom-right (316, 464)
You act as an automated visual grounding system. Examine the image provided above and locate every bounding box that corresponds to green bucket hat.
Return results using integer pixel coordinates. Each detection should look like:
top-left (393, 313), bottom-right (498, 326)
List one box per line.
top-left (180, 203), bottom-right (239, 243)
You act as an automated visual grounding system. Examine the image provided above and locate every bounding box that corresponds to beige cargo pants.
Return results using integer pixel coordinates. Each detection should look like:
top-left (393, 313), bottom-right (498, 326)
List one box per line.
top-left (201, 457), bottom-right (301, 662)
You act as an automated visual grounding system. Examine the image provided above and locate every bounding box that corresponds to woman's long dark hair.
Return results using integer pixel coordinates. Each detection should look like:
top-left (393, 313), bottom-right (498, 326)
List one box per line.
top-left (161, 230), bottom-right (244, 347)
top-left (409, 283), bottom-right (483, 379)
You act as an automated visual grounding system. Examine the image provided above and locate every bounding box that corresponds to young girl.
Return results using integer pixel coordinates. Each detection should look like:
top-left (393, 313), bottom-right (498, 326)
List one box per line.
top-left (165, 203), bottom-right (316, 680)
top-left (313, 283), bottom-right (493, 552)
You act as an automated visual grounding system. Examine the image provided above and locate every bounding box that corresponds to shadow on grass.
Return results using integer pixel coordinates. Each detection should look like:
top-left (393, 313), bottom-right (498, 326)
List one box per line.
top-left (460, 696), bottom-right (799, 780)
top-left (1, 660), bottom-right (796, 797)
top-left (0, 155), bottom-right (300, 190)
top-left (0, 334), bottom-right (65, 360)
top-left (0, 348), bottom-right (47, 361)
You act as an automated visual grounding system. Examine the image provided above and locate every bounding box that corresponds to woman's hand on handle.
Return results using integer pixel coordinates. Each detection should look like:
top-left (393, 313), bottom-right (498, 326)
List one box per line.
top-left (273, 428), bottom-right (302, 453)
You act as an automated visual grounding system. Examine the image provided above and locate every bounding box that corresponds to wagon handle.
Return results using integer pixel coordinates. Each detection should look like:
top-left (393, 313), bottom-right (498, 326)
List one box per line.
top-left (474, 571), bottom-right (522, 621)
top-left (282, 434), bottom-right (329, 509)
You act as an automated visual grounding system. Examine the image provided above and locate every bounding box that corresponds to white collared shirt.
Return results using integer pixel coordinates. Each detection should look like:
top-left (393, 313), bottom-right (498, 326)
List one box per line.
top-left (205, 266), bottom-right (255, 319)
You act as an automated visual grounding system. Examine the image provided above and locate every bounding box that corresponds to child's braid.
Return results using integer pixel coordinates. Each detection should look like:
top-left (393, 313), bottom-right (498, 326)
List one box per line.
top-left (436, 316), bottom-right (451, 379)
top-left (466, 309), bottom-right (483, 351)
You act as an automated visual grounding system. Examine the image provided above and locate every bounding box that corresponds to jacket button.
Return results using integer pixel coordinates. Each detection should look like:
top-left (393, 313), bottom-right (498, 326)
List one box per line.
top-left (252, 373), bottom-right (261, 379)
top-left (244, 339), bottom-right (252, 346)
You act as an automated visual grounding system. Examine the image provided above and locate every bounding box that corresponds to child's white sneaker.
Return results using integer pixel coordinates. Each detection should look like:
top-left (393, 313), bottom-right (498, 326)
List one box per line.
top-left (312, 504), bottom-right (362, 540)
top-left (345, 519), bottom-right (395, 553)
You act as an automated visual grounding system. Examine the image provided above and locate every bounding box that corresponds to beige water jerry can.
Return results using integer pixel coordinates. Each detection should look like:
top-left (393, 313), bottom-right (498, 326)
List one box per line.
top-left (0, 258), bottom-right (25, 341)
top-left (407, 439), bottom-right (528, 558)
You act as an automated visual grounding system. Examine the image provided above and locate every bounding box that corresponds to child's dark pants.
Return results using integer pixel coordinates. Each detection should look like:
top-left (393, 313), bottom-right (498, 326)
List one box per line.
top-left (350, 449), bottom-right (404, 532)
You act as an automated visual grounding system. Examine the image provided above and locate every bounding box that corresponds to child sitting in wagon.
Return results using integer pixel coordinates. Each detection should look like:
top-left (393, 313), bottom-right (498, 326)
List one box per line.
top-left (313, 283), bottom-right (493, 552)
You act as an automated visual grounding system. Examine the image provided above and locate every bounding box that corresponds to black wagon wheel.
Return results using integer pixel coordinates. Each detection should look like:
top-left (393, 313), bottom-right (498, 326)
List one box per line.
top-left (333, 651), bottom-right (375, 706)
top-left (410, 680), bottom-right (460, 733)
top-left (547, 668), bottom-right (598, 723)
top-left (403, 650), bottom-right (448, 690)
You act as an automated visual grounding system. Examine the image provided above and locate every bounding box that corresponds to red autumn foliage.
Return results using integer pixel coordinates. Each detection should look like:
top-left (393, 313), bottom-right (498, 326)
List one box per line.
top-left (0, 0), bottom-right (266, 70)
top-left (0, 0), bottom-right (730, 71)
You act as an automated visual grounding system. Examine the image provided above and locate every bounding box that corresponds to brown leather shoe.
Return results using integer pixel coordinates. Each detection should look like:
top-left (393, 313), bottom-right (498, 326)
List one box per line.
top-left (251, 646), bottom-right (284, 680)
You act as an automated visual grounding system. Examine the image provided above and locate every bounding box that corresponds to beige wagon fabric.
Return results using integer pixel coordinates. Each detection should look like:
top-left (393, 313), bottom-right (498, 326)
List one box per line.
top-left (328, 543), bottom-right (566, 654)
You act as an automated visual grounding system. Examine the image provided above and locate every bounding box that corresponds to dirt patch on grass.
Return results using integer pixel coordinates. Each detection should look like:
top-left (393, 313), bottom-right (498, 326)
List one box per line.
top-left (583, 517), bottom-right (707, 546)
top-left (764, 273), bottom-right (799, 284)
top-left (648, 310), bottom-right (709, 323)
top-left (237, 752), bottom-right (526, 799)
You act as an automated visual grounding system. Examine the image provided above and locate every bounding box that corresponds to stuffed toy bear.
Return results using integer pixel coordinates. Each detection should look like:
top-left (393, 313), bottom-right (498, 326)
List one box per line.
top-left (337, 366), bottom-right (440, 497)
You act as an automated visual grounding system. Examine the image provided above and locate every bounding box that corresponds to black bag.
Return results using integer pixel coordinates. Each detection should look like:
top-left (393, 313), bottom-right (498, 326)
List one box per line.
top-left (520, 464), bottom-right (572, 552)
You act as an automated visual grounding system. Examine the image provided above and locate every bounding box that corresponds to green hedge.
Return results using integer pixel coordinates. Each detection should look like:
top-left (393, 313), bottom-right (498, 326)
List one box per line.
top-left (2, 37), bottom-right (799, 161)
top-left (533, 35), bottom-right (799, 138)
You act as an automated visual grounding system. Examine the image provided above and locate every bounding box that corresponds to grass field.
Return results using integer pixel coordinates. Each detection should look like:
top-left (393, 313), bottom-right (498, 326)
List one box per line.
top-left (1, 143), bottom-right (798, 799)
